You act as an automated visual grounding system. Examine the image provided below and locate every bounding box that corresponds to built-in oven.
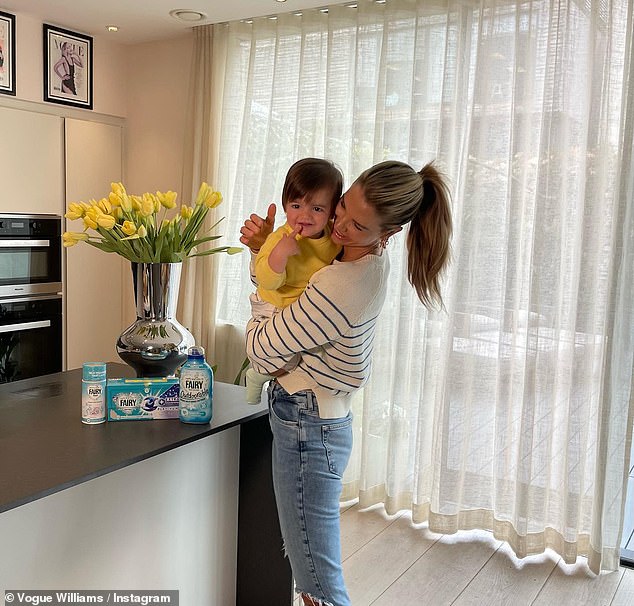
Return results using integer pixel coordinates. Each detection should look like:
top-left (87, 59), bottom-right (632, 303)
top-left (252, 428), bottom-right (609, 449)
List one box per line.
top-left (0, 214), bottom-right (63, 383)
top-left (0, 294), bottom-right (62, 382)
top-left (0, 214), bottom-right (62, 297)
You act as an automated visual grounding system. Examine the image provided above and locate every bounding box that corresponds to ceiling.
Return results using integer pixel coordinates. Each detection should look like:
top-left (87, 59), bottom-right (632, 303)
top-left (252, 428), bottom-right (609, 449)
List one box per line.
top-left (1, 0), bottom-right (354, 44)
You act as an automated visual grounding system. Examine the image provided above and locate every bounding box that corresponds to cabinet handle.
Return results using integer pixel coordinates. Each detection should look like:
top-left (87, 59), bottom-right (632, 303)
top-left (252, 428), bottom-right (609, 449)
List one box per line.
top-left (0, 320), bottom-right (51, 333)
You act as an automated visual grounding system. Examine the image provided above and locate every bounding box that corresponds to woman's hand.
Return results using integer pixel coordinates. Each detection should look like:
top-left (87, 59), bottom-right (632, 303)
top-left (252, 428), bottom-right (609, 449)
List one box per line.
top-left (240, 203), bottom-right (276, 252)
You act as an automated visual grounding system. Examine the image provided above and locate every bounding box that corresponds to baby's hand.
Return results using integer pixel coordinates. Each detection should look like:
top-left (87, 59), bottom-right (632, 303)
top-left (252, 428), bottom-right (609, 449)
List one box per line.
top-left (268, 226), bottom-right (302, 273)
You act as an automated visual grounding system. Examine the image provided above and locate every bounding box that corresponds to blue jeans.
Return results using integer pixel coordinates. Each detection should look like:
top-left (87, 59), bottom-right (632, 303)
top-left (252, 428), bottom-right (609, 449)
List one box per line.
top-left (268, 380), bottom-right (353, 606)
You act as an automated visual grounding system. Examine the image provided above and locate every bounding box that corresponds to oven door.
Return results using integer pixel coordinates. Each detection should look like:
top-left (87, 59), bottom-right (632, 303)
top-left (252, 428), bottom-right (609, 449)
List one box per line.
top-left (0, 295), bottom-right (63, 383)
top-left (0, 216), bottom-right (62, 297)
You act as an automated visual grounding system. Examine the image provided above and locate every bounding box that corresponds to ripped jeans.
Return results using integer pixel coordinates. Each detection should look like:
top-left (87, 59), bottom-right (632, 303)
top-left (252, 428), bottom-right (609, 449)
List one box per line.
top-left (268, 380), bottom-right (352, 606)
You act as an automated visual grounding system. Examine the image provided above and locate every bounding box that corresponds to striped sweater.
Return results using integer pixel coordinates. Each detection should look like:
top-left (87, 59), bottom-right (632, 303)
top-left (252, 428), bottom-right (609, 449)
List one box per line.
top-left (246, 252), bottom-right (389, 418)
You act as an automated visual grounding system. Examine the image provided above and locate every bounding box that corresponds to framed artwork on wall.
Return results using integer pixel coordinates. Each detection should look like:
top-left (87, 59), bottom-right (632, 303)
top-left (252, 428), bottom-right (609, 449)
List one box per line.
top-left (43, 24), bottom-right (92, 110)
top-left (0, 11), bottom-right (16, 96)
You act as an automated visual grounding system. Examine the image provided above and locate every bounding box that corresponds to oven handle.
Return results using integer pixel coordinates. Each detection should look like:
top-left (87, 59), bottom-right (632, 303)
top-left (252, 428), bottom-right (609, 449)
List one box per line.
top-left (0, 239), bottom-right (50, 247)
top-left (0, 320), bottom-right (51, 333)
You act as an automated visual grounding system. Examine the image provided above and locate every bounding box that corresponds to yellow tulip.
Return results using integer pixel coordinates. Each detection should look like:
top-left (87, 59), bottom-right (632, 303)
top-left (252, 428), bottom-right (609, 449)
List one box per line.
top-left (83, 207), bottom-right (99, 230)
top-left (97, 198), bottom-right (112, 215)
top-left (111, 182), bottom-right (127, 197)
top-left (122, 194), bottom-right (134, 212)
top-left (62, 231), bottom-right (89, 247)
top-left (180, 205), bottom-right (193, 220)
top-left (130, 195), bottom-right (143, 212)
top-left (121, 221), bottom-right (137, 236)
top-left (194, 182), bottom-right (210, 206)
top-left (204, 190), bottom-right (223, 208)
top-left (137, 225), bottom-right (148, 238)
top-left (65, 202), bottom-right (85, 221)
top-left (96, 212), bottom-right (116, 230)
top-left (113, 207), bottom-right (124, 220)
top-left (141, 193), bottom-right (155, 217)
top-left (158, 190), bottom-right (178, 209)
top-left (108, 192), bottom-right (121, 207)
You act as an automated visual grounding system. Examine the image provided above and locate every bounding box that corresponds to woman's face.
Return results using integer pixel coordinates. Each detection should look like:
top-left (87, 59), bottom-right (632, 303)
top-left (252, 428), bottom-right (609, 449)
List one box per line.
top-left (331, 183), bottom-right (385, 260)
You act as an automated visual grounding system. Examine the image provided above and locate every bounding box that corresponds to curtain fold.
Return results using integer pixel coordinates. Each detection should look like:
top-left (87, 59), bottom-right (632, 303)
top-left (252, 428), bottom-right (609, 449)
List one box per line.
top-left (188, 0), bottom-right (634, 572)
top-left (180, 25), bottom-right (243, 378)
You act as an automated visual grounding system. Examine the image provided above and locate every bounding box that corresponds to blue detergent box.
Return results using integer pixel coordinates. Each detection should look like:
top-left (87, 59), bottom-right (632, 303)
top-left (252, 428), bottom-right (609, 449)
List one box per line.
top-left (107, 377), bottom-right (180, 421)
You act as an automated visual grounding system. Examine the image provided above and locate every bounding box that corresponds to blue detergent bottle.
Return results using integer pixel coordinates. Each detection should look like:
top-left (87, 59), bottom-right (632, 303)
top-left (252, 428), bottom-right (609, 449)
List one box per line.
top-left (179, 346), bottom-right (213, 424)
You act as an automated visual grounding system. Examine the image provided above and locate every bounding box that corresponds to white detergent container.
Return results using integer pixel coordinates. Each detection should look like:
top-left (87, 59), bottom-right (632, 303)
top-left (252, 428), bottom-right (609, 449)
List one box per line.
top-left (178, 346), bottom-right (213, 424)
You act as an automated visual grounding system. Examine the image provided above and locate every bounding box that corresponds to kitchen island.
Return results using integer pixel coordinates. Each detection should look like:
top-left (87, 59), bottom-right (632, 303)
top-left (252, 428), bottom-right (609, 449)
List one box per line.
top-left (0, 364), bottom-right (291, 605)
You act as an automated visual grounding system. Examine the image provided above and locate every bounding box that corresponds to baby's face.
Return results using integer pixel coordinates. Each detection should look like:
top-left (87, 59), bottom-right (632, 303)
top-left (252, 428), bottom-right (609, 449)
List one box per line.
top-left (286, 188), bottom-right (334, 239)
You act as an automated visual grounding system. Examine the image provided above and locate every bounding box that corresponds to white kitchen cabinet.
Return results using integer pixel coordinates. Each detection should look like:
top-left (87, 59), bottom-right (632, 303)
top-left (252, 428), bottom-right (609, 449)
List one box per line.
top-left (0, 106), bottom-right (64, 215)
top-left (64, 118), bottom-right (125, 369)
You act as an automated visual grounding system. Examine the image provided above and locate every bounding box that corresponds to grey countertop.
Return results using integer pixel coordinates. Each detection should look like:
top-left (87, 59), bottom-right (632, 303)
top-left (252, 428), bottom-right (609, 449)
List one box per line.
top-left (0, 363), bottom-right (266, 514)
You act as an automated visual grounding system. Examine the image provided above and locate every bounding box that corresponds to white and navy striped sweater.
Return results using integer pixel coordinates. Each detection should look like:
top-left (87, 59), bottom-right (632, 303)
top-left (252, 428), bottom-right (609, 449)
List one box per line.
top-left (246, 252), bottom-right (389, 418)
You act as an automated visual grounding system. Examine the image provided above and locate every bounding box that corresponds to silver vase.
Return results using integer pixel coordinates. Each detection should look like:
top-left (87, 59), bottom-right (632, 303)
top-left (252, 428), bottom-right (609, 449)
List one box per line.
top-left (116, 262), bottom-right (194, 377)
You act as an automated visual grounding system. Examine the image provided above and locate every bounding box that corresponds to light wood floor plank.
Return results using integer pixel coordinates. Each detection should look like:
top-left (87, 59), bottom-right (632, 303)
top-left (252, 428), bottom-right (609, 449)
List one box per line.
top-left (343, 514), bottom-right (440, 605)
top-left (611, 567), bottom-right (634, 606)
top-left (371, 530), bottom-right (501, 606)
top-left (340, 503), bottom-right (402, 561)
top-left (532, 561), bottom-right (624, 606)
top-left (451, 542), bottom-right (558, 606)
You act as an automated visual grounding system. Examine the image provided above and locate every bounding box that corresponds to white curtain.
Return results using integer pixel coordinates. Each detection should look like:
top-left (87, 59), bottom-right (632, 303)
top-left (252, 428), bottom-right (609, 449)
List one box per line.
top-left (192, 0), bottom-right (634, 572)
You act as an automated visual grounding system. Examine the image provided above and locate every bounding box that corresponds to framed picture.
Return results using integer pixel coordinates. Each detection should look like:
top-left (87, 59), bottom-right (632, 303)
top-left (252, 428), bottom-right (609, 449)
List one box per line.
top-left (0, 11), bottom-right (16, 96)
top-left (43, 24), bottom-right (92, 109)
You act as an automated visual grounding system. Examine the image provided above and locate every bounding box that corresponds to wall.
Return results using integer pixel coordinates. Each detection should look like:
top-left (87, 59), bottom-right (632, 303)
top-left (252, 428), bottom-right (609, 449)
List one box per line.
top-left (124, 37), bottom-right (193, 194)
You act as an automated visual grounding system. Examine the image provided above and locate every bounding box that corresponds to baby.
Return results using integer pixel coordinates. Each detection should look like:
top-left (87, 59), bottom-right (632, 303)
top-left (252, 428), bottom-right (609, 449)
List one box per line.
top-left (245, 157), bottom-right (343, 403)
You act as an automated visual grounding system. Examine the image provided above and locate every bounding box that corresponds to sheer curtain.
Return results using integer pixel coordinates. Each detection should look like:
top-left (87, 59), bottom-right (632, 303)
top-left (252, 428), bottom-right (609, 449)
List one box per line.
top-left (192, 0), bottom-right (634, 572)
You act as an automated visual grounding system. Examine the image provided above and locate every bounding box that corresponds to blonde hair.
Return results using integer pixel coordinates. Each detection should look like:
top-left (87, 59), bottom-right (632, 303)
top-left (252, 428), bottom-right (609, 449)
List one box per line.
top-left (354, 160), bottom-right (452, 309)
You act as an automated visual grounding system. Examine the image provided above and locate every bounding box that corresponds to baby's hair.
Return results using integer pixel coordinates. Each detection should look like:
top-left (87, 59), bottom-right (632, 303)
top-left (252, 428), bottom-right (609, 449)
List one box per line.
top-left (282, 158), bottom-right (343, 215)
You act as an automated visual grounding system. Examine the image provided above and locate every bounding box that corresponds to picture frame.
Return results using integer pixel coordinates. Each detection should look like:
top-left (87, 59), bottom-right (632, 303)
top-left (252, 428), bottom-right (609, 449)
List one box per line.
top-left (43, 24), bottom-right (92, 110)
top-left (0, 11), bottom-right (16, 96)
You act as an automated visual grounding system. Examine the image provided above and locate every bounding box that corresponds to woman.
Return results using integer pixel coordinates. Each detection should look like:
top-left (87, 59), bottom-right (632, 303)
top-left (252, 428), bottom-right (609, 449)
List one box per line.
top-left (53, 42), bottom-right (82, 95)
top-left (241, 160), bottom-right (452, 606)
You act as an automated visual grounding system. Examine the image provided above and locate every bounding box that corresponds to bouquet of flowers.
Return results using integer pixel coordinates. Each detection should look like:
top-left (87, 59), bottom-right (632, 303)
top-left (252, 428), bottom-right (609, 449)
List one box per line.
top-left (63, 182), bottom-right (241, 263)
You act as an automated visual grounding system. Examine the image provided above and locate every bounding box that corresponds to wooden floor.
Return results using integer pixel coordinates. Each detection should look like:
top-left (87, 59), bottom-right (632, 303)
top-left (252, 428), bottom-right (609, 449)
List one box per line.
top-left (294, 500), bottom-right (634, 606)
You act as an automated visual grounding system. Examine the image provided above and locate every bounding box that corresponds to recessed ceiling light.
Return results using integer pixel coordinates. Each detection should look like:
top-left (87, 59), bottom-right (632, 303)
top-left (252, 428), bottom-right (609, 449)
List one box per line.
top-left (276, 0), bottom-right (288, 3)
top-left (105, 25), bottom-right (119, 33)
top-left (169, 9), bottom-right (207, 23)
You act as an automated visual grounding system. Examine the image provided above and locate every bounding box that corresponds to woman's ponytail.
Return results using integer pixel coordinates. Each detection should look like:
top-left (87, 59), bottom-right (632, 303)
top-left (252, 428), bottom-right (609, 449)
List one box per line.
top-left (407, 163), bottom-right (452, 309)
top-left (355, 160), bottom-right (452, 309)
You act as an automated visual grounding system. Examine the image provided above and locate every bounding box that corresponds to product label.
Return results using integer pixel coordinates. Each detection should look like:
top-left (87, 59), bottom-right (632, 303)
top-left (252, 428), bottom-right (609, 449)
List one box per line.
top-left (180, 372), bottom-right (210, 402)
top-left (106, 379), bottom-right (180, 421)
top-left (179, 369), bottom-right (212, 421)
top-left (82, 380), bottom-right (106, 424)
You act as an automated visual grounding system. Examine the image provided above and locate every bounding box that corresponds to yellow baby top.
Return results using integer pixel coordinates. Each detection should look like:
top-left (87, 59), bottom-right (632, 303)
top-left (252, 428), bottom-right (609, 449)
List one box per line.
top-left (255, 222), bottom-right (341, 308)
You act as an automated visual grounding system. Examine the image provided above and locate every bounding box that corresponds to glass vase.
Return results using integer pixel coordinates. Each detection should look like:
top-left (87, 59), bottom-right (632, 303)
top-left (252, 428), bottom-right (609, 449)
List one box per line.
top-left (116, 262), bottom-right (194, 377)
